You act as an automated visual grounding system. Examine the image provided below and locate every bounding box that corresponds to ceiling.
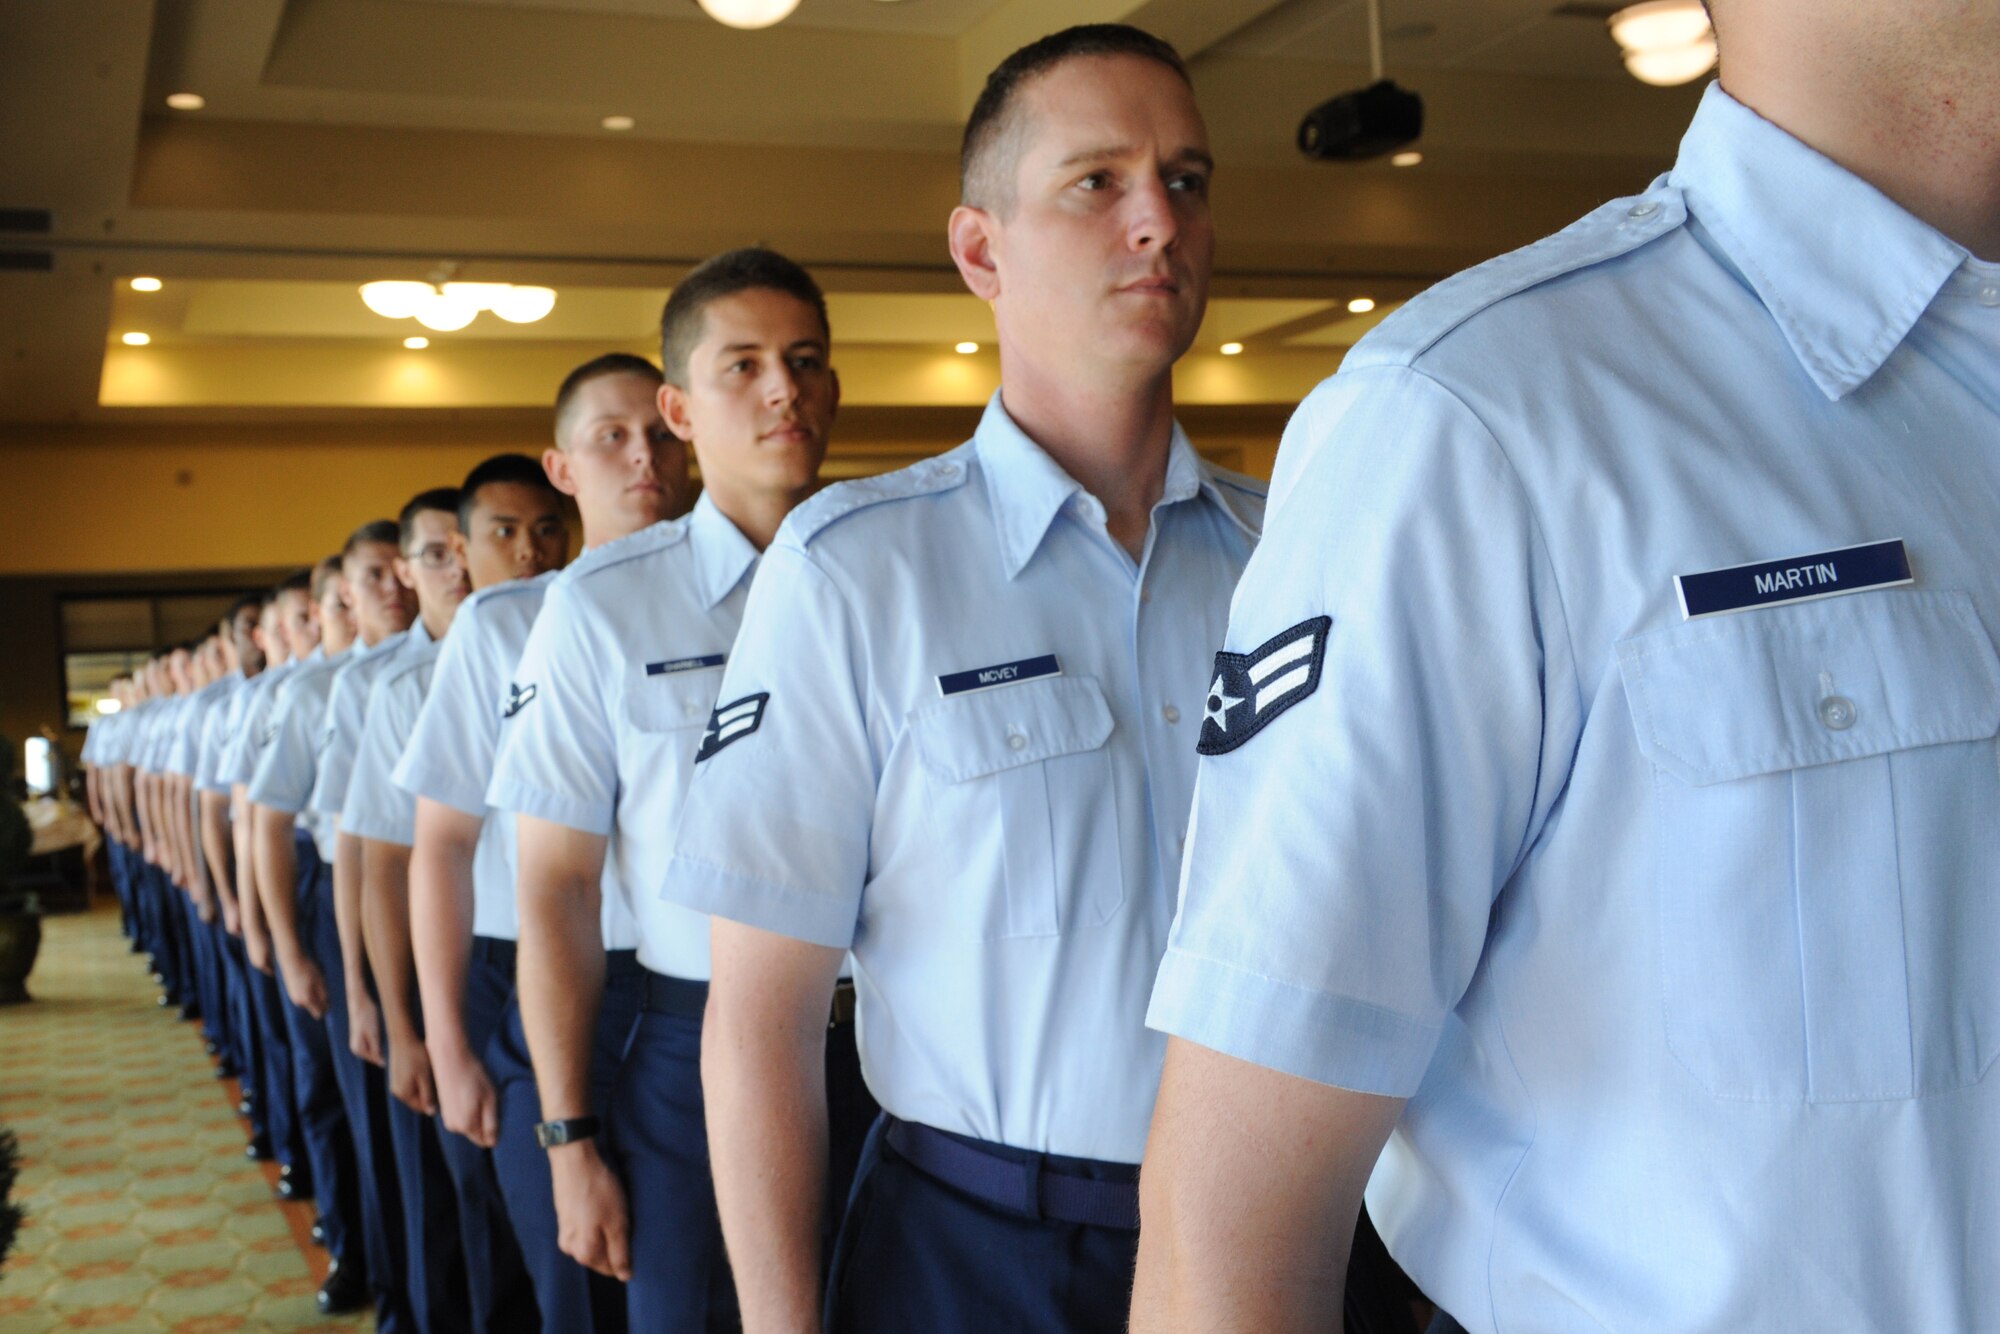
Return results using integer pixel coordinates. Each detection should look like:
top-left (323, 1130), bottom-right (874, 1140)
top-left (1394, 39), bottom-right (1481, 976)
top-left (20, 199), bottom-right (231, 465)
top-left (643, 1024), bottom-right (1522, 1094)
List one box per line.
top-left (0, 0), bottom-right (1703, 443)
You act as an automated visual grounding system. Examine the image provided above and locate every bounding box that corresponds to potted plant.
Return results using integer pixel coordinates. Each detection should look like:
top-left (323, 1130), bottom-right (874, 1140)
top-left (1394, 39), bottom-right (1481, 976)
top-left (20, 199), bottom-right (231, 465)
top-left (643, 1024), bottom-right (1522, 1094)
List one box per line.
top-left (0, 741), bottom-right (40, 1005)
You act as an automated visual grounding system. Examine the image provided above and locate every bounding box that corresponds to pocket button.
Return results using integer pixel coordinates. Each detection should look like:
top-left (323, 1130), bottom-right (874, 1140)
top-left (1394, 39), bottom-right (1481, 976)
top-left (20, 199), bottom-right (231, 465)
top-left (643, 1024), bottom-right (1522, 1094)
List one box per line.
top-left (1818, 694), bottom-right (1858, 731)
top-left (1006, 729), bottom-right (1028, 751)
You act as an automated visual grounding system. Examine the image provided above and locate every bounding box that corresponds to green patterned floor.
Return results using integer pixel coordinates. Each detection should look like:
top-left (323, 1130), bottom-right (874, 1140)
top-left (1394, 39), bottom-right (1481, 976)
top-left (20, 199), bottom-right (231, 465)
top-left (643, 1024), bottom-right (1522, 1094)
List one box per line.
top-left (0, 906), bottom-right (373, 1331)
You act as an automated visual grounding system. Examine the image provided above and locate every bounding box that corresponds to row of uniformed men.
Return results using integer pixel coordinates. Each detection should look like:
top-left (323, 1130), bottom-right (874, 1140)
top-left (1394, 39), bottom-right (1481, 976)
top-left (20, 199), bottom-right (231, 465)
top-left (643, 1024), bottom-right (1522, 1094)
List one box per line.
top-left (77, 3), bottom-right (2000, 1331)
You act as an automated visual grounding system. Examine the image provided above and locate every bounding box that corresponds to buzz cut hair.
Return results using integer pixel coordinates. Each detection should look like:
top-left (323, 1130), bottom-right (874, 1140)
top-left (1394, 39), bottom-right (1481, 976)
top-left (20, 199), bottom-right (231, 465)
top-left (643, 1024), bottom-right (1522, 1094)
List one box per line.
top-left (960, 24), bottom-right (1190, 214)
top-left (456, 454), bottom-right (559, 533)
top-left (344, 519), bottom-right (402, 561)
top-left (275, 568), bottom-right (314, 598)
top-left (657, 248), bottom-right (829, 389)
top-left (554, 353), bottom-right (666, 447)
top-left (396, 491), bottom-right (461, 551)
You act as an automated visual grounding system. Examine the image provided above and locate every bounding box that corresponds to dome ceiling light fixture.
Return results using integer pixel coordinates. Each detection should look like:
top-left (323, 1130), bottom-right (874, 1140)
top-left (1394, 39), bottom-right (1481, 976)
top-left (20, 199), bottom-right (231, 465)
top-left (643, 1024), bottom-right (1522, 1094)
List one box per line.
top-left (1608, 0), bottom-right (1717, 86)
top-left (696, 0), bottom-right (801, 30)
top-left (359, 280), bottom-right (557, 333)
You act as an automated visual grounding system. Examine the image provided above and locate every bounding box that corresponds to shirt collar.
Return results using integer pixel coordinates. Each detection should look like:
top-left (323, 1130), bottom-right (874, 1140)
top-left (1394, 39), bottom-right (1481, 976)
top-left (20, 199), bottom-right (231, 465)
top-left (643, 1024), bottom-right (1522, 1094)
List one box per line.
top-left (1672, 83), bottom-right (1967, 401)
top-left (406, 617), bottom-right (432, 648)
top-left (972, 392), bottom-right (1233, 580)
top-left (688, 492), bottom-right (761, 610)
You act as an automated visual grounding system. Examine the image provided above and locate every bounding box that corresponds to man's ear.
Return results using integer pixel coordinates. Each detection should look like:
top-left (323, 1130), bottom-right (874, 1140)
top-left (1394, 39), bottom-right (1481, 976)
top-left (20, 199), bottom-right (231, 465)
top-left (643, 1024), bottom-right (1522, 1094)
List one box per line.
top-left (542, 446), bottom-right (578, 498)
top-left (393, 557), bottom-right (417, 592)
top-left (949, 205), bottom-right (1002, 303)
top-left (659, 381), bottom-right (697, 449)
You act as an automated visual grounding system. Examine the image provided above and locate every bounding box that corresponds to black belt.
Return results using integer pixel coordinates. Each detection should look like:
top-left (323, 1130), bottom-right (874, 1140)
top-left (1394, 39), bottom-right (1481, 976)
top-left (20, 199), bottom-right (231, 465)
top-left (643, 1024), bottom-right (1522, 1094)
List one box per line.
top-left (883, 1117), bottom-right (1139, 1230)
top-left (640, 971), bottom-right (857, 1028)
top-left (471, 936), bottom-right (516, 976)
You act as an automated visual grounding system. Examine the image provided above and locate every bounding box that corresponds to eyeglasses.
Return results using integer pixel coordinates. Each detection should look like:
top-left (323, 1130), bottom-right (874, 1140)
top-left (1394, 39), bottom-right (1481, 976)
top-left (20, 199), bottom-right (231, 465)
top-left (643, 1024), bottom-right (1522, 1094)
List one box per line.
top-left (408, 543), bottom-right (458, 570)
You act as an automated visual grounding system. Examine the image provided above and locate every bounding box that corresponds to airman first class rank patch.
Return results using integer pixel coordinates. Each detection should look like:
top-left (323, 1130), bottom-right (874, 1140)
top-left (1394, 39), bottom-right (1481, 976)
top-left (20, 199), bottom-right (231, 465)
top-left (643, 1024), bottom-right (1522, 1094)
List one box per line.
top-left (696, 693), bottom-right (768, 762)
top-left (1197, 616), bottom-right (1331, 756)
top-left (503, 682), bottom-right (537, 718)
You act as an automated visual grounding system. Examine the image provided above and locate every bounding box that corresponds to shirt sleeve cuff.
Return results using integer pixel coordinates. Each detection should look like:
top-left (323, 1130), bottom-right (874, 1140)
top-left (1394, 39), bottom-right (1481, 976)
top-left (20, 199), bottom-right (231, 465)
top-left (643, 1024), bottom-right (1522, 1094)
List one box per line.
top-left (663, 854), bottom-right (857, 951)
top-left (1145, 946), bottom-right (1442, 1099)
top-left (397, 772), bottom-right (489, 819)
top-left (484, 777), bottom-right (613, 837)
top-left (340, 811), bottom-right (414, 848)
top-left (245, 777), bottom-right (307, 814)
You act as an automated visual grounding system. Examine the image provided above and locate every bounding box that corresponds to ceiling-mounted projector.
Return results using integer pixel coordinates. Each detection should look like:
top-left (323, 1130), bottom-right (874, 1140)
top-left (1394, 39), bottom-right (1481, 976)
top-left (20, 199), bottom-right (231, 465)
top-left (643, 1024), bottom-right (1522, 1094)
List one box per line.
top-left (1297, 79), bottom-right (1423, 160)
top-left (1297, 0), bottom-right (1423, 162)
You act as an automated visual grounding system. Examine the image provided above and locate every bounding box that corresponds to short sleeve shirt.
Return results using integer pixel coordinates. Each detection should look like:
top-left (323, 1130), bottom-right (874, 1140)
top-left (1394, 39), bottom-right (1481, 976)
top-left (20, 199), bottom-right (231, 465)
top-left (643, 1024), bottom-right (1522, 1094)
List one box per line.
top-left (217, 658), bottom-right (303, 789)
top-left (1149, 85), bottom-right (2000, 1331)
top-left (489, 499), bottom-right (759, 975)
top-left (665, 396), bottom-right (1264, 1163)
top-left (342, 641), bottom-right (438, 848)
top-left (311, 624), bottom-right (425, 824)
top-left (251, 647), bottom-right (371, 859)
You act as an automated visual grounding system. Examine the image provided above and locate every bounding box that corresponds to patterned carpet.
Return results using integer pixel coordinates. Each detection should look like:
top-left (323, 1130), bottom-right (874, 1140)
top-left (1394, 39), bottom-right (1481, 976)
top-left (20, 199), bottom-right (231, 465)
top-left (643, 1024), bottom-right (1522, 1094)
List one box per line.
top-left (0, 906), bottom-right (372, 1332)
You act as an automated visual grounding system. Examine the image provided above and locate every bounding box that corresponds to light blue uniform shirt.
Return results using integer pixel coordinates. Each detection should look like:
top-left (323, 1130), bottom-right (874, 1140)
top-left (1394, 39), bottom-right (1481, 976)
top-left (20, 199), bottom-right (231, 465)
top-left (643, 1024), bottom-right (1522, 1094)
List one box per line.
top-left (168, 678), bottom-right (231, 777)
top-left (311, 625), bottom-right (425, 825)
top-left (666, 396), bottom-right (1264, 1163)
top-left (218, 657), bottom-right (305, 789)
top-left (252, 645), bottom-right (372, 861)
top-left (1150, 85), bottom-right (2000, 1333)
top-left (488, 499), bottom-right (759, 976)
top-left (194, 673), bottom-right (247, 794)
top-left (396, 575), bottom-right (634, 946)
top-left (343, 640), bottom-right (439, 849)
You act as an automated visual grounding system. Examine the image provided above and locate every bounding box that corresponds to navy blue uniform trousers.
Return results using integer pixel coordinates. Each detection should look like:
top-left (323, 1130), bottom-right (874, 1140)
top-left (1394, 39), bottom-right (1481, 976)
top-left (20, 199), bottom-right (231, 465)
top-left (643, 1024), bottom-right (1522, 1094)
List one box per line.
top-left (489, 950), bottom-right (640, 1334)
top-left (384, 1008), bottom-right (472, 1334)
top-left (823, 1118), bottom-right (1139, 1334)
top-left (311, 861), bottom-right (409, 1331)
top-left (440, 942), bottom-right (538, 1334)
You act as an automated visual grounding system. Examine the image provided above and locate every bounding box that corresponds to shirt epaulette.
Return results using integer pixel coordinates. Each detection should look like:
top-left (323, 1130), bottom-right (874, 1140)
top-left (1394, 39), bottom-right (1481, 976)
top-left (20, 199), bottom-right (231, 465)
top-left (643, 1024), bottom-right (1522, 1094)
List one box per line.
top-left (1347, 184), bottom-right (1687, 373)
top-left (461, 570), bottom-right (556, 613)
top-left (377, 637), bottom-right (441, 690)
top-left (782, 444), bottom-right (976, 548)
top-left (553, 516), bottom-right (689, 588)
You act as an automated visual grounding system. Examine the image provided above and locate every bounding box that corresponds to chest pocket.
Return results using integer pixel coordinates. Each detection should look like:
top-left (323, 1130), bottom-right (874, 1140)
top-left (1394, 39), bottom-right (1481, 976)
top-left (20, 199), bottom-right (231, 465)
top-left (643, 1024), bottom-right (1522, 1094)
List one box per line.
top-left (1618, 590), bottom-right (2000, 1102)
top-left (624, 673), bottom-right (718, 736)
top-left (908, 675), bottom-right (1119, 939)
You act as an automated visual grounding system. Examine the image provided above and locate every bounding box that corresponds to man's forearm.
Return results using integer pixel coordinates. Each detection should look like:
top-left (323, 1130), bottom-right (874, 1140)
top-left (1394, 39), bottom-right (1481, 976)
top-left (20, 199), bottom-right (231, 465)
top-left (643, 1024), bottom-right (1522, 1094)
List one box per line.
top-left (515, 821), bottom-right (610, 1123)
top-left (361, 839), bottom-right (422, 1039)
top-left (703, 974), bottom-right (834, 1333)
top-left (408, 802), bottom-right (482, 1057)
top-left (333, 832), bottom-right (371, 988)
top-left (251, 805), bottom-right (307, 965)
top-left (200, 792), bottom-right (234, 905)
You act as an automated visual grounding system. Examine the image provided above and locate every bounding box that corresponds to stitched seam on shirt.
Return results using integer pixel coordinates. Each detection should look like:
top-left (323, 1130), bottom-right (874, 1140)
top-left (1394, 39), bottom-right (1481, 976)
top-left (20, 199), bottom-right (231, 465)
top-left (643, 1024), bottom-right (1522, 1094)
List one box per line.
top-left (1400, 367), bottom-right (1585, 882)
top-left (1162, 945), bottom-right (1436, 1041)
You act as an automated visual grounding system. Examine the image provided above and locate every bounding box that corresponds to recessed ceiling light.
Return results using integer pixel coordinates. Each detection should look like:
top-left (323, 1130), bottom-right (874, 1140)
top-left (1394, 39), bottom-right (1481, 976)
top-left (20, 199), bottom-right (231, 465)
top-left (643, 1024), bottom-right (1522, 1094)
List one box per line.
top-left (602, 115), bottom-right (635, 131)
top-left (130, 276), bottom-right (163, 292)
top-left (165, 92), bottom-right (205, 111)
top-left (1347, 297), bottom-right (1377, 314)
top-left (1219, 342), bottom-right (1245, 356)
top-left (121, 332), bottom-right (151, 346)
top-left (1390, 150), bottom-right (1423, 167)
top-left (404, 336), bottom-right (430, 350)
top-left (955, 341), bottom-right (980, 355)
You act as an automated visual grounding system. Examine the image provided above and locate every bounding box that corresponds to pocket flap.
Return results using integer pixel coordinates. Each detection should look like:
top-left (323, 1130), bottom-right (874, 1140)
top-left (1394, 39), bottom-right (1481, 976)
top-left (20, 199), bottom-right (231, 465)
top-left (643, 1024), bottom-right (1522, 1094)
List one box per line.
top-left (909, 675), bottom-right (1114, 783)
top-left (623, 672), bottom-right (718, 734)
top-left (1617, 590), bottom-right (2000, 786)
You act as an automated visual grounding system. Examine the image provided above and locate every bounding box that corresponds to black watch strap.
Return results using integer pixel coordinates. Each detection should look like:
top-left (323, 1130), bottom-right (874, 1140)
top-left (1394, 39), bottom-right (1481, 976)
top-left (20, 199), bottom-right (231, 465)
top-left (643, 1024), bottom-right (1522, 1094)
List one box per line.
top-left (534, 1116), bottom-right (601, 1149)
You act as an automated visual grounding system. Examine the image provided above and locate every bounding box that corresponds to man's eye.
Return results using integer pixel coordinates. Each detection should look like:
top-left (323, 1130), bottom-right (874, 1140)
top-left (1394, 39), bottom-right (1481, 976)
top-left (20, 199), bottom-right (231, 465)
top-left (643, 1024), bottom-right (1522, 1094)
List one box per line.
top-left (1168, 172), bottom-right (1209, 195)
top-left (1078, 171), bottom-right (1112, 191)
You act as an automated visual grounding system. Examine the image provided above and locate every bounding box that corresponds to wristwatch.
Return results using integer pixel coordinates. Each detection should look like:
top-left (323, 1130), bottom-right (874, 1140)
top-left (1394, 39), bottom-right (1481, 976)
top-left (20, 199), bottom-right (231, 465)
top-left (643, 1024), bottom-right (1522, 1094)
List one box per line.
top-left (533, 1116), bottom-right (601, 1149)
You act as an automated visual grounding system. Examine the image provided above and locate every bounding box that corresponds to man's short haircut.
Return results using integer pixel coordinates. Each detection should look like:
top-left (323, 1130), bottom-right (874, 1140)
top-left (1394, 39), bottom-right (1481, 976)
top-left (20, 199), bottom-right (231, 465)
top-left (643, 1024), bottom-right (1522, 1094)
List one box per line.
top-left (276, 569), bottom-right (313, 598)
top-left (457, 454), bottom-right (559, 532)
top-left (396, 491), bottom-right (462, 550)
top-left (657, 248), bottom-right (829, 389)
top-left (344, 519), bottom-right (402, 561)
top-left (960, 24), bottom-right (1190, 213)
top-left (226, 593), bottom-right (263, 623)
top-left (554, 353), bottom-right (665, 446)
